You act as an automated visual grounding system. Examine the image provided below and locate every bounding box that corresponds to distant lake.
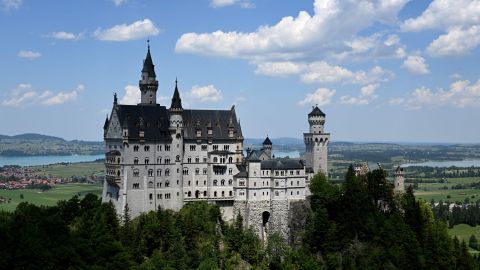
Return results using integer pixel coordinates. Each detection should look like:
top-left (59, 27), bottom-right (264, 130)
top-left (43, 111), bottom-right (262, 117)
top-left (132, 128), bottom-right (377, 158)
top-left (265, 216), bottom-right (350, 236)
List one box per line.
top-left (402, 159), bottom-right (480, 168)
top-left (274, 150), bottom-right (301, 158)
top-left (0, 154), bottom-right (105, 167)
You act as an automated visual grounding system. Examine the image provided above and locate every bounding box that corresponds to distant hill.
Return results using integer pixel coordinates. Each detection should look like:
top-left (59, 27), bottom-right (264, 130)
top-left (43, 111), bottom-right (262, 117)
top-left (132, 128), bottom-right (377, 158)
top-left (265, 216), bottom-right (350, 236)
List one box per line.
top-left (9, 133), bottom-right (66, 142)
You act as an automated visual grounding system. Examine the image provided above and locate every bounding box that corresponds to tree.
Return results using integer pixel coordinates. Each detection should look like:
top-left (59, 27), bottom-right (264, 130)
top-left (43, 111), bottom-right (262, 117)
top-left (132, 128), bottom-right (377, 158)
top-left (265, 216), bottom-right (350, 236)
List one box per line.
top-left (469, 235), bottom-right (478, 250)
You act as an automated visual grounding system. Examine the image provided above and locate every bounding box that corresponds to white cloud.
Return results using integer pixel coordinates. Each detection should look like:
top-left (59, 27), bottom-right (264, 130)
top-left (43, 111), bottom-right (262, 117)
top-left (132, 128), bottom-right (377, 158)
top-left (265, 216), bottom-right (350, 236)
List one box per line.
top-left (210, 0), bottom-right (254, 8)
top-left (17, 50), bottom-right (41, 59)
top-left (186, 85), bottom-right (223, 103)
top-left (298, 88), bottom-right (336, 106)
top-left (94, 19), bottom-right (160, 41)
top-left (49, 31), bottom-right (84, 41)
top-left (426, 26), bottom-right (480, 56)
top-left (120, 85), bottom-right (140, 105)
top-left (112, 0), bottom-right (127, 6)
top-left (401, 55), bottom-right (430, 75)
top-left (401, 0), bottom-right (480, 32)
top-left (177, 0), bottom-right (408, 61)
top-left (2, 0), bottom-right (22, 10)
top-left (301, 62), bottom-right (393, 84)
top-left (392, 79), bottom-right (480, 109)
top-left (2, 84), bottom-right (82, 107)
top-left (255, 61), bottom-right (304, 76)
top-left (340, 83), bottom-right (379, 106)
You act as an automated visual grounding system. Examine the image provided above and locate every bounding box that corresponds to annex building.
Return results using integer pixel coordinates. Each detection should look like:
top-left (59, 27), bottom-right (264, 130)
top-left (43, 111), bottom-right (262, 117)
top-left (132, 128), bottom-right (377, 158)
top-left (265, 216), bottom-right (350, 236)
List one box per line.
top-left (102, 45), bottom-right (330, 239)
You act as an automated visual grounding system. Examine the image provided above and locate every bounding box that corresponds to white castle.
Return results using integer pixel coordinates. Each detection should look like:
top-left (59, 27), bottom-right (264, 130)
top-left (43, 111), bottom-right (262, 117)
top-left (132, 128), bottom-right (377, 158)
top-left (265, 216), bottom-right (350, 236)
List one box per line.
top-left (102, 46), bottom-right (330, 239)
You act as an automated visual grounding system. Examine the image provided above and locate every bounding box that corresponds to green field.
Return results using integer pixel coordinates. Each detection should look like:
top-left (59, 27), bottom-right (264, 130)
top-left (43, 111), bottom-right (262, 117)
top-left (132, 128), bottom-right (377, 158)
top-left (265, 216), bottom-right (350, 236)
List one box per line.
top-left (448, 224), bottom-right (480, 254)
top-left (31, 161), bottom-right (105, 178)
top-left (0, 183), bottom-right (103, 212)
top-left (414, 177), bottom-right (480, 202)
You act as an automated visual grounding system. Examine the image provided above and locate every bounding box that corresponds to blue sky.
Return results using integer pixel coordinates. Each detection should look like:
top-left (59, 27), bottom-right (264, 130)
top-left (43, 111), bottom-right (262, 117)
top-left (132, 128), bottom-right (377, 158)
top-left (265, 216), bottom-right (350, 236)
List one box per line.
top-left (1, 0), bottom-right (480, 143)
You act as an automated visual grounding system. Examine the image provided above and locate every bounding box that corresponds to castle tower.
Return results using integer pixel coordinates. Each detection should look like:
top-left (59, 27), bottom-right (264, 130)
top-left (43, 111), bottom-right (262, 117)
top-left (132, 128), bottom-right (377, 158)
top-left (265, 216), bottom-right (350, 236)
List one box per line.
top-left (304, 106), bottom-right (330, 175)
top-left (169, 79), bottom-right (184, 210)
top-left (139, 43), bottom-right (159, 105)
top-left (394, 166), bottom-right (405, 193)
top-left (262, 136), bottom-right (272, 159)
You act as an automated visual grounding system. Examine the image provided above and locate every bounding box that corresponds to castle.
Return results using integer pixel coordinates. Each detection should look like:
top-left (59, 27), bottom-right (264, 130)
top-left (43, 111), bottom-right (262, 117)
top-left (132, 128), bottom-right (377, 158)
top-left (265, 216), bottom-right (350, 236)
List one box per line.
top-left (102, 45), bottom-right (329, 239)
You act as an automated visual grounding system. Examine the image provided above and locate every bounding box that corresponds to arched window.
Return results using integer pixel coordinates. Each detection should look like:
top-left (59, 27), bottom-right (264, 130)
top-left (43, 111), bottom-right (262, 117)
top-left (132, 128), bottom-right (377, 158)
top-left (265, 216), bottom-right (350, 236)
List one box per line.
top-left (214, 191), bottom-right (217, 197)
top-left (165, 169), bottom-right (170, 176)
top-left (228, 157), bottom-right (233, 163)
top-left (203, 191), bottom-right (207, 196)
top-left (157, 169), bottom-right (162, 176)
top-left (188, 191), bottom-right (191, 197)
top-left (134, 157), bottom-right (139, 165)
top-left (229, 191), bottom-right (233, 196)
top-left (149, 193), bottom-right (153, 200)
top-left (221, 179), bottom-right (225, 186)
top-left (221, 191), bottom-right (225, 197)
top-left (165, 180), bottom-right (170, 187)
top-left (228, 179), bottom-right (232, 186)
top-left (148, 169), bottom-right (153, 177)
top-left (176, 155), bottom-right (180, 162)
top-left (117, 170), bottom-right (120, 177)
top-left (157, 157), bottom-right (162, 164)
top-left (133, 169), bottom-right (139, 177)
top-left (145, 157), bottom-right (149, 164)
top-left (213, 180), bottom-right (218, 186)
top-left (213, 157), bottom-right (218, 163)
top-left (148, 181), bottom-right (153, 188)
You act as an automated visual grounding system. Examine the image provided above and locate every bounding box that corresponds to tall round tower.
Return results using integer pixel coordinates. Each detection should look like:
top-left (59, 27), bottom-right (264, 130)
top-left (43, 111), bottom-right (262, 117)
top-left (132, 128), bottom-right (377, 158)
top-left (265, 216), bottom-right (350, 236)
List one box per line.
top-left (304, 106), bottom-right (330, 175)
top-left (139, 43), bottom-right (159, 105)
top-left (394, 166), bottom-right (405, 193)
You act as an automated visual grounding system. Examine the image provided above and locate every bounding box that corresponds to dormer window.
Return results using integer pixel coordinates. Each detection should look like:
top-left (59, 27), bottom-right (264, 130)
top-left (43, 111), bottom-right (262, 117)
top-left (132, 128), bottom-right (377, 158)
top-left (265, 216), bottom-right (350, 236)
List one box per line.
top-left (196, 129), bottom-right (202, 137)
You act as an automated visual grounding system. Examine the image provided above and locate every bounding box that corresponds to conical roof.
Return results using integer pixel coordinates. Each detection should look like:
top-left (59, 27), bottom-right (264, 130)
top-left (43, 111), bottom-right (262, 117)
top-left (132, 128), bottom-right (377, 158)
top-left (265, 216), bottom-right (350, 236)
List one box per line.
top-left (141, 45), bottom-right (156, 78)
top-left (263, 136), bottom-right (272, 145)
top-left (170, 79), bottom-right (182, 110)
top-left (308, 106), bottom-right (325, 117)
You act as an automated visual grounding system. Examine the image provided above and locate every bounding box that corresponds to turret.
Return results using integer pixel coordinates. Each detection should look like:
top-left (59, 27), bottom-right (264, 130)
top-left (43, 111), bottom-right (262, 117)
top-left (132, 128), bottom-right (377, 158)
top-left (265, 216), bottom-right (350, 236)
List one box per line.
top-left (394, 166), bottom-right (405, 193)
top-left (304, 105), bottom-right (330, 175)
top-left (139, 42), bottom-right (158, 105)
top-left (262, 136), bottom-right (272, 159)
top-left (169, 79), bottom-right (183, 131)
top-left (308, 105), bottom-right (325, 134)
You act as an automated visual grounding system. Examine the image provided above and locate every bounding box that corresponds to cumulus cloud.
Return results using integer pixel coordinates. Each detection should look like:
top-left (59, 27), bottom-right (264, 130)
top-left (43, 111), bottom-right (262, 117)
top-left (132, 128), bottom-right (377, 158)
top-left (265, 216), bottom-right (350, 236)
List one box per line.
top-left (401, 55), bottom-right (430, 75)
top-left (391, 79), bottom-right (480, 109)
top-left (402, 0), bottom-right (480, 56)
top-left (112, 0), bottom-right (127, 6)
top-left (255, 61), bottom-right (304, 76)
top-left (426, 26), bottom-right (480, 56)
top-left (340, 84), bottom-right (379, 105)
top-left (120, 85), bottom-right (140, 105)
top-left (298, 88), bottom-right (336, 106)
top-left (2, 84), bottom-right (83, 107)
top-left (301, 62), bottom-right (393, 85)
top-left (2, 0), bottom-right (22, 10)
top-left (94, 19), bottom-right (160, 41)
top-left (17, 50), bottom-right (41, 60)
top-left (186, 85), bottom-right (223, 103)
top-left (177, 0), bottom-right (408, 61)
top-left (210, 0), bottom-right (254, 8)
top-left (49, 31), bottom-right (84, 41)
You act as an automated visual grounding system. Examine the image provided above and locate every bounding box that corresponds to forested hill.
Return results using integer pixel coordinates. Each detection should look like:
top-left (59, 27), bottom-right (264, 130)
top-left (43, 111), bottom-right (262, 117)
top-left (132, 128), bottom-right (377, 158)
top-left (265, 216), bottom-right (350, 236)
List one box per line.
top-left (0, 133), bottom-right (103, 156)
top-left (0, 168), bottom-right (478, 269)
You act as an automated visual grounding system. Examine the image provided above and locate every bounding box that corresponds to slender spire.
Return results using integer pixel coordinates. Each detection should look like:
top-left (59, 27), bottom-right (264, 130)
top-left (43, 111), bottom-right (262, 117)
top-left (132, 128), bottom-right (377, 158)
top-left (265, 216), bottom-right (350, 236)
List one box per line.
top-left (113, 92), bottom-right (117, 105)
top-left (170, 78), bottom-right (183, 111)
top-left (103, 114), bottom-right (109, 130)
top-left (142, 40), bottom-right (156, 78)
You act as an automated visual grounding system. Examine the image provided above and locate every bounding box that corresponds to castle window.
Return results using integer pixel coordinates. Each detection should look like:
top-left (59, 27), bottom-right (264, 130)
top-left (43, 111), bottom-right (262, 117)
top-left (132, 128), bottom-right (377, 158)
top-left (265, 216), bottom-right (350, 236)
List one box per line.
top-left (188, 181), bottom-right (191, 186)
top-left (229, 191), bottom-right (233, 196)
top-left (165, 193), bottom-right (171, 199)
top-left (275, 171), bottom-right (279, 176)
top-left (203, 168), bottom-right (207, 175)
top-left (275, 191), bottom-right (279, 196)
top-left (157, 145), bottom-right (161, 151)
top-left (187, 157), bottom-right (192, 163)
top-left (145, 158), bottom-right (149, 164)
top-left (281, 171), bottom-right (284, 176)
top-left (176, 155), bottom-right (180, 162)
top-left (157, 194), bottom-right (162, 199)
top-left (201, 145), bottom-right (207, 151)
top-left (275, 181), bottom-right (279, 187)
top-left (149, 193), bottom-right (153, 200)
top-left (196, 181), bottom-right (198, 186)
top-left (214, 191), bottom-right (217, 197)
top-left (188, 191), bottom-right (191, 197)
top-left (133, 183), bottom-right (139, 189)
top-left (229, 168), bottom-right (233, 175)
top-left (165, 180), bottom-right (170, 187)
top-left (165, 158), bottom-right (170, 164)
top-left (228, 157), bottom-right (233, 163)
top-left (290, 171), bottom-right (294, 176)
top-left (228, 179), bottom-right (232, 186)
top-left (157, 182), bottom-right (161, 188)
top-left (157, 157), bottom-right (162, 164)
top-left (190, 145), bottom-right (196, 151)
top-left (165, 145), bottom-right (170, 151)
top-left (195, 168), bottom-right (200, 175)
top-left (296, 170), bottom-right (300, 175)
top-left (213, 145), bottom-right (219, 151)
top-left (134, 145), bottom-right (139, 152)
top-left (221, 179), bottom-right (225, 186)
top-left (297, 181), bottom-right (299, 186)
top-left (203, 191), bottom-right (207, 196)
top-left (223, 145), bottom-right (229, 151)
top-left (222, 191), bottom-right (225, 197)
top-left (148, 169), bottom-right (153, 177)
top-left (213, 157), bottom-right (218, 163)
top-left (133, 169), bottom-right (139, 177)
top-left (297, 191), bottom-right (299, 195)
top-left (134, 157), bottom-right (139, 165)
top-left (254, 192), bottom-right (256, 197)
top-left (183, 168), bottom-right (189, 175)
top-left (291, 181), bottom-right (293, 186)
top-left (254, 182), bottom-right (256, 187)
top-left (213, 180), bottom-right (218, 186)
top-left (203, 157), bottom-right (207, 163)
top-left (195, 157), bottom-right (199, 163)
top-left (165, 169), bottom-right (170, 176)
top-left (144, 145), bottom-right (150, 152)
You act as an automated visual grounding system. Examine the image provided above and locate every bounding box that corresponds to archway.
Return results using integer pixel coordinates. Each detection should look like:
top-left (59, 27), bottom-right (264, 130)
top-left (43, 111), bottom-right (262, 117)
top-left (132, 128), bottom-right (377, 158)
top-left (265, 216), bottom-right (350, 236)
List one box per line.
top-left (262, 211), bottom-right (270, 242)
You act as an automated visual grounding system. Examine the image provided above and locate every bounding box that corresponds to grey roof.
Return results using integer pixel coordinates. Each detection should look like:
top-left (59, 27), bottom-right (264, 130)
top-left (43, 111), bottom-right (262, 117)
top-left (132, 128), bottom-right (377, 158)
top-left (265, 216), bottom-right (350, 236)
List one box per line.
top-left (234, 164), bottom-right (248, 178)
top-left (261, 159), bottom-right (305, 170)
top-left (246, 149), bottom-right (265, 161)
top-left (115, 104), bottom-right (171, 140)
top-left (141, 46), bottom-right (156, 78)
top-left (308, 106), bottom-right (325, 117)
top-left (103, 116), bottom-right (109, 130)
top-left (170, 81), bottom-right (182, 110)
top-left (113, 104), bottom-right (243, 141)
top-left (182, 108), bottom-right (243, 140)
top-left (263, 136), bottom-right (272, 145)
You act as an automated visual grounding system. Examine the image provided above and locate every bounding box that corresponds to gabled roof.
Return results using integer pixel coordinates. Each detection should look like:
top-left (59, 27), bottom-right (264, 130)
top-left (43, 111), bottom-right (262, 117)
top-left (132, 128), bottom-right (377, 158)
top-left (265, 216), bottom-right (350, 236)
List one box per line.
top-left (182, 109), bottom-right (243, 140)
top-left (308, 106), bottom-right (325, 117)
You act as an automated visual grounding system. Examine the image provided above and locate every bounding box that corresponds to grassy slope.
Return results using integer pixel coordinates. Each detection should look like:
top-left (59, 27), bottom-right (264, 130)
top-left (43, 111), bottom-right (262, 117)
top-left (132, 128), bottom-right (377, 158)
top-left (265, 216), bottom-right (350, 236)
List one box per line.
top-left (448, 224), bottom-right (480, 254)
top-left (0, 183), bottom-right (103, 212)
top-left (414, 177), bottom-right (480, 202)
top-left (31, 161), bottom-right (105, 178)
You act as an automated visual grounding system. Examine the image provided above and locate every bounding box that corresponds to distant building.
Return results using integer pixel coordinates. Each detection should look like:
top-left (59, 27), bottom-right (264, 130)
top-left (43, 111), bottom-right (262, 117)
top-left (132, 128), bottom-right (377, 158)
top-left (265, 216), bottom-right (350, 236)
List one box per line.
top-left (394, 166), bottom-right (405, 193)
top-left (102, 45), bottom-right (330, 240)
